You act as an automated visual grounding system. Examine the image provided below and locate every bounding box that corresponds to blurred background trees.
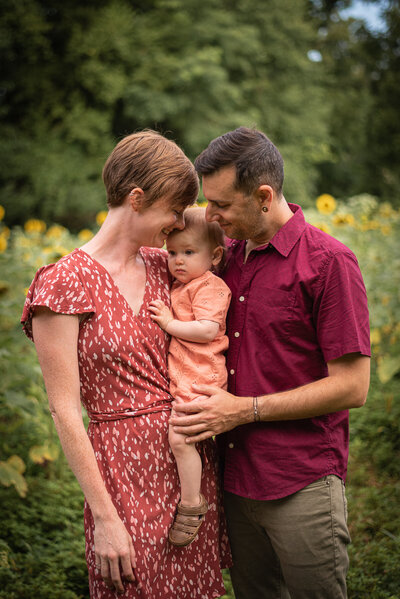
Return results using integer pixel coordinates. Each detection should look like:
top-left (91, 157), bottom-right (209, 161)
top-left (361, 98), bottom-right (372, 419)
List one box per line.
top-left (1, 0), bottom-right (398, 229)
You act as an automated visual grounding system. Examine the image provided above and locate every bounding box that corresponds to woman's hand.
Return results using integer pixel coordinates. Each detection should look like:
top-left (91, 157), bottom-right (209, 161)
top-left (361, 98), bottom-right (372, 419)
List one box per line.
top-left (94, 513), bottom-right (136, 593)
top-left (148, 299), bottom-right (173, 330)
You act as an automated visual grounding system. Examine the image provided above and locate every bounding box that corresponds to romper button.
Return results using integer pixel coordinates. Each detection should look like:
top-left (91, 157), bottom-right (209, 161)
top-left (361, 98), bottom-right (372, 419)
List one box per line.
top-left (228, 443), bottom-right (234, 449)
top-left (239, 296), bottom-right (245, 302)
top-left (230, 369), bottom-right (235, 375)
top-left (234, 331), bottom-right (240, 337)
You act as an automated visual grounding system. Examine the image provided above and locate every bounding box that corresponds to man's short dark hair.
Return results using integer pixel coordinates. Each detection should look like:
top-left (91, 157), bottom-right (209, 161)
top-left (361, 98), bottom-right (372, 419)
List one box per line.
top-left (194, 127), bottom-right (284, 196)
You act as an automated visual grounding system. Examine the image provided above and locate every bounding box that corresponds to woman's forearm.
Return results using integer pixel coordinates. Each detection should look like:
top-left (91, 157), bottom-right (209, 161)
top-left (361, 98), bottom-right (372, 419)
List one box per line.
top-left (50, 402), bottom-right (118, 522)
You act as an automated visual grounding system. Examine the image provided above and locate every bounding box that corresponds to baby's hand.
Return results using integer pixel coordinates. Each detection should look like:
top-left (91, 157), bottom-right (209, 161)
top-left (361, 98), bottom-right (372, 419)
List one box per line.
top-left (148, 300), bottom-right (174, 331)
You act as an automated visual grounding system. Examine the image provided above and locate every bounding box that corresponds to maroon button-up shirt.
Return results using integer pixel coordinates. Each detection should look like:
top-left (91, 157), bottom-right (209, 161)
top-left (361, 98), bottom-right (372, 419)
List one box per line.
top-left (220, 204), bottom-right (370, 500)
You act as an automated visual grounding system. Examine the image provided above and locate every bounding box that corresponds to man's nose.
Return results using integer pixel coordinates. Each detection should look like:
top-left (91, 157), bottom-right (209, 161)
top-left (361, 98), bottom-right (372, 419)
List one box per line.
top-left (175, 213), bottom-right (185, 230)
top-left (205, 204), bottom-right (217, 222)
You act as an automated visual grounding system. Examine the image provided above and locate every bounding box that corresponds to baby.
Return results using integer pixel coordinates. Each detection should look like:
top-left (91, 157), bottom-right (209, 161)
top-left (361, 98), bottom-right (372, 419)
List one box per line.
top-left (149, 207), bottom-right (231, 547)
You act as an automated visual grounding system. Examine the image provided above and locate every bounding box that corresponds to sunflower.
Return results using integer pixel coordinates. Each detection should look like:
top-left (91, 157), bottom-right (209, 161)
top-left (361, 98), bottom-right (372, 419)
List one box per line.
top-left (0, 235), bottom-right (7, 253)
top-left (96, 210), bottom-right (108, 226)
top-left (316, 194), bottom-right (336, 215)
top-left (370, 329), bottom-right (381, 345)
top-left (24, 219), bottom-right (47, 234)
top-left (46, 225), bottom-right (67, 239)
top-left (313, 222), bottom-right (331, 234)
top-left (78, 229), bottom-right (94, 241)
top-left (333, 213), bottom-right (355, 226)
top-left (380, 225), bottom-right (392, 236)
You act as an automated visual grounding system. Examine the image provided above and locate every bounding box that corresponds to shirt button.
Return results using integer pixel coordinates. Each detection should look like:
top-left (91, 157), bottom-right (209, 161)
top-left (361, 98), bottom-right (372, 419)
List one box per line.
top-left (234, 331), bottom-right (240, 338)
top-left (239, 296), bottom-right (245, 302)
top-left (228, 443), bottom-right (234, 449)
top-left (230, 369), bottom-right (235, 375)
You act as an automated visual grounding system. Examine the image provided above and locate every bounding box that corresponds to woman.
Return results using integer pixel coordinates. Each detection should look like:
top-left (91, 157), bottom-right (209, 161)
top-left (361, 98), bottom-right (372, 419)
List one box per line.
top-left (21, 131), bottom-right (231, 598)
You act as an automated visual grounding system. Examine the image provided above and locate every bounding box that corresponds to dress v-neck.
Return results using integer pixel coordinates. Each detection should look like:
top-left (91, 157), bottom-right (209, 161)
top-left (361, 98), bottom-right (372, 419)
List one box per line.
top-left (75, 247), bottom-right (149, 318)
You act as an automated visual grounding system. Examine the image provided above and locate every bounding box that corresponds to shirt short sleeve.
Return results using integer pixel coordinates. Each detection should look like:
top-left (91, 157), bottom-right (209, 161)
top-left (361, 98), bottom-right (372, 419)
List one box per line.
top-left (21, 261), bottom-right (95, 341)
top-left (190, 274), bottom-right (231, 326)
top-left (313, 250), bottom-right (371, 362)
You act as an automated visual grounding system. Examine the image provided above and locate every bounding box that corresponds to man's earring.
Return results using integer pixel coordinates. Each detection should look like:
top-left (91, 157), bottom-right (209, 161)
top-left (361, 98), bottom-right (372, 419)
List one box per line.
top-left (262, 206), bottom-right (268, 213)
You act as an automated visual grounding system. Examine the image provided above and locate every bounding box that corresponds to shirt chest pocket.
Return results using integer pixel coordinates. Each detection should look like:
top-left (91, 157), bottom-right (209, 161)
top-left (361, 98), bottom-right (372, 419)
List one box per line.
top-left (246, 287), bottom-right (296, 341)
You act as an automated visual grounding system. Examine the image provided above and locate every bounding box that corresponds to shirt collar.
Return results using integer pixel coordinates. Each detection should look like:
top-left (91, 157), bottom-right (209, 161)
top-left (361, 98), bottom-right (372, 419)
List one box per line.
top-left (226, 203), bottom-right (306, 259)
top-left (268, 203), bottom-right (306, 257)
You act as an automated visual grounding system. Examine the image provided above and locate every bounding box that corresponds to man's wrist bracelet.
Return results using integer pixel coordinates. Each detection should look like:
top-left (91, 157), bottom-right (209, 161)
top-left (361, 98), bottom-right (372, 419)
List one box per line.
top-left (253, 396), bottom-right (261, 422)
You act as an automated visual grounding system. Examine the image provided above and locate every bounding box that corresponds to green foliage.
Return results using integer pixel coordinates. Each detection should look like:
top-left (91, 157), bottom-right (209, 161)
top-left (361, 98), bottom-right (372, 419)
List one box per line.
top-left (346, 454), bottom-right (400, 598)
top-left (310, 1), bottom-right (400, 205)
top-left (222, 569), bottom-right (235, 598)
top-left (0, 470), bottom-right (88, 599)
top-left (0, 0), bottom-right (332, 228)
top-left (2, 0), bottom-right (398, 224)
top-left (0, 456), bottom-right (27, 498)
top-left (305, 194), bottom-right (400, 596)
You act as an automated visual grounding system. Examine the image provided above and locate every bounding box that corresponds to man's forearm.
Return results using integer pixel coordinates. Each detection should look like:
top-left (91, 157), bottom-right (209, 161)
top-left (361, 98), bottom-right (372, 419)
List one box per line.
top-left (170, 354), bottom-right (370, 443)
top-left (255, 373), bottom-right (365, 422)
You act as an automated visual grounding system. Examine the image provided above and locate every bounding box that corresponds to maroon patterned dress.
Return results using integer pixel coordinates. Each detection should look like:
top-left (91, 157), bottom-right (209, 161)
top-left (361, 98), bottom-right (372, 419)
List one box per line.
top-left (22, 247), bottom-right (231, 599)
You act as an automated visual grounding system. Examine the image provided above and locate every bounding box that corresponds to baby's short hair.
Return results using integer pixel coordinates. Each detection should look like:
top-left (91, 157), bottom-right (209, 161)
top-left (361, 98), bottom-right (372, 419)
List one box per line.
top-left (178, 206), bottom-right (225, 251)
top-left (167, 206), bottom-right (226, 271)
top-left (188, 206), bottom-right (225, 250)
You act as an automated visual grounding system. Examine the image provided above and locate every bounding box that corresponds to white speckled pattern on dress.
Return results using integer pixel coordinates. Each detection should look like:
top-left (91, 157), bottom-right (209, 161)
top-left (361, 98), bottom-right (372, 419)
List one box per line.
top-left (22, 247), bottom-right (231, 599)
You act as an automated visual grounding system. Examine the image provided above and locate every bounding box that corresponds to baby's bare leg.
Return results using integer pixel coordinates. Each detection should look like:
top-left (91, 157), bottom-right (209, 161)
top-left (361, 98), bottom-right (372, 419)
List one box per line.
top-left (169, 400), bottom-right (202, 507)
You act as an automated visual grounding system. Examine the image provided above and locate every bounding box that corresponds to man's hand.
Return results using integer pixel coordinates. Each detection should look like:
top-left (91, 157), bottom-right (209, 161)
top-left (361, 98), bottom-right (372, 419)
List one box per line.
top-left (170, 384), bottom-right (251, 443)
top-left (148, 300), bottom-right (173, 330)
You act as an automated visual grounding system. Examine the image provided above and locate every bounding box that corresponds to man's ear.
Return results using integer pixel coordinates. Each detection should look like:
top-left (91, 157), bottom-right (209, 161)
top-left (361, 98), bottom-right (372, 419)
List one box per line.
top-left (257, 185), bottom-right (273, 212)
top-left (128, 187), bottom-right (145, 211)
top-left (211, 245), bottom-right (224, 267)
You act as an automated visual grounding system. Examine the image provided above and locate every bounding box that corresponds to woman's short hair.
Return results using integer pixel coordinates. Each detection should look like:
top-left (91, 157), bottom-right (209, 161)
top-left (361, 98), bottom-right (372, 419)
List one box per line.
top-left (102, 130), bottom-right (199, 208)
top-left (194, 126), bottom-right (284, 196)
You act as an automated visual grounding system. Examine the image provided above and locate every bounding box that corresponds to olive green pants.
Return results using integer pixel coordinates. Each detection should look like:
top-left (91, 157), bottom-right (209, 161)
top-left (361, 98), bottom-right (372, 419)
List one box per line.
top-left (224, 476), bottom-right (350, 599)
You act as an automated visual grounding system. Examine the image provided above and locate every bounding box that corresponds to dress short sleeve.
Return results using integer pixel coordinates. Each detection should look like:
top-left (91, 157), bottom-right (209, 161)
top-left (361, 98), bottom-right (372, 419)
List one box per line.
top-left (190, 273), bottom-right (231, 326)
top-left (21, 260), bottom-right (95, 341)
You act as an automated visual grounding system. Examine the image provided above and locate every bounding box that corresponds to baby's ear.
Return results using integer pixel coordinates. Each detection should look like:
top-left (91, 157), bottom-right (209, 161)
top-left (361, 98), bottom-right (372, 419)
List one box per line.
top-left (211, 246), bottom-right (224, 267)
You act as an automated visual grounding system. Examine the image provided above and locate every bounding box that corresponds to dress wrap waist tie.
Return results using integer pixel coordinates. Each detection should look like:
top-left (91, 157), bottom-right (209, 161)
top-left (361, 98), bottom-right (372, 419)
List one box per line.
top-left (87, 400), bottom-right (172, 423)
top-left (86, 399), bottom-right (211, 466)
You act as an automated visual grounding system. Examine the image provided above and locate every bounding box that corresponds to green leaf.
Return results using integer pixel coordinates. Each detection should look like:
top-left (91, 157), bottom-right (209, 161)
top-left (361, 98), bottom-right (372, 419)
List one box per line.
top-left (29, 443), bottom-right (60, 464)
top-left (377, 355), bottom-right (400, 384)
top-left (0, 458), bottom-right (28, 497)
top-left (7, 454), bottom-right (26, 474)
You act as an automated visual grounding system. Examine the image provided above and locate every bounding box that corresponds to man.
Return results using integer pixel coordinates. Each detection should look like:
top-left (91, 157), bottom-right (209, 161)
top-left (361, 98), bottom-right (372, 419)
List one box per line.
top-left (171, 127), bottom-right (370, 599)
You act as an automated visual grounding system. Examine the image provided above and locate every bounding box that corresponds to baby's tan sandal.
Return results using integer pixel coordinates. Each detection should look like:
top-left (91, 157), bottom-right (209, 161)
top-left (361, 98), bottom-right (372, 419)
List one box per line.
top-left (168, 494), bottom-right (208, 547)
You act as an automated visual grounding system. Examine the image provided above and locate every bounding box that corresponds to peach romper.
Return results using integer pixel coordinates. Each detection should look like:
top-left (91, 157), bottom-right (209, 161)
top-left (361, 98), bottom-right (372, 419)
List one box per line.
top-left (169, 270), bottom-right (231, 402)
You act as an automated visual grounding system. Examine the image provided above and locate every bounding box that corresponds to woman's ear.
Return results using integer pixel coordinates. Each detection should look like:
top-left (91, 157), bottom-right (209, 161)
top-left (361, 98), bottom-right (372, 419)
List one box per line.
top-left (211, 245), bottom-right (224, 268)
top-left (128, 187), bottom-right (145, 211)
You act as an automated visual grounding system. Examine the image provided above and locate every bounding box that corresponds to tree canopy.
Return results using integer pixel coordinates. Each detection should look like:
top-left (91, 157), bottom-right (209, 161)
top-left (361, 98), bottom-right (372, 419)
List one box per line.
top-left (0, 0), bottom-right (398, 228)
